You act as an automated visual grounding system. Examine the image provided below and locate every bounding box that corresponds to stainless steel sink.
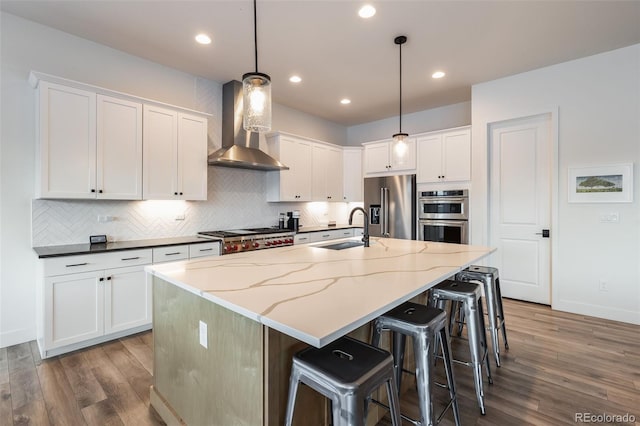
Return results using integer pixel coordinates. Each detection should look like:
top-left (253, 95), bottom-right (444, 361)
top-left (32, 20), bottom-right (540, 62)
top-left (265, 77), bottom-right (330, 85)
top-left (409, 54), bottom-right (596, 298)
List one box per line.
top-left (316, 241), bottom-right (364, 250)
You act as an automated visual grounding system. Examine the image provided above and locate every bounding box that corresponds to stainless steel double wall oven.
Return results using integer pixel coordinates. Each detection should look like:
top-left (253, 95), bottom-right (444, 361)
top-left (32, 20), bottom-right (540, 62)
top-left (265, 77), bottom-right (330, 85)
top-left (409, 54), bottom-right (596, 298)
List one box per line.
top-left (418, 189), bottom-right (469, 244)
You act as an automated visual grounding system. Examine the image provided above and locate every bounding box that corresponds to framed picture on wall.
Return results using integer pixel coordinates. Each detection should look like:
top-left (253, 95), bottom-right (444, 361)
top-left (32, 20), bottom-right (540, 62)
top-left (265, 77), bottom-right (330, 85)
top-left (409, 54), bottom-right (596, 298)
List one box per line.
top-left (568, 163), bottom-right (633, 203)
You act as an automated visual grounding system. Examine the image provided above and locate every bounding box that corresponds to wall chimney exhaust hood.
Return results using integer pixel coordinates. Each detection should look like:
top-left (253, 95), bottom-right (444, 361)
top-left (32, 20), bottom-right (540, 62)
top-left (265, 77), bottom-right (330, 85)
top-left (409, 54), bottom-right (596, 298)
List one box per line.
top-left (208, 80), bottom-right (288, 171)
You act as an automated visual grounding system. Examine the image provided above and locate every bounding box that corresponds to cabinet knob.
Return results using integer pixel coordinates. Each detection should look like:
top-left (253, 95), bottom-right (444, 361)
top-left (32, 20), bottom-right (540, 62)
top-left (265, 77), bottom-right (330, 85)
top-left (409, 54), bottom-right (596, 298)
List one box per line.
top-left (98, 189), bottom-right (103, 193)
top-left (174, 192), bottom-right (178, 195)
top-left (99, 277), bottom-right (104, 282)
top-left (91, 189), bottom-right (96, 193)
top-left (107, 276), bottom-right (112, 280)
top-left (179, 192), bottom-right (183, 195)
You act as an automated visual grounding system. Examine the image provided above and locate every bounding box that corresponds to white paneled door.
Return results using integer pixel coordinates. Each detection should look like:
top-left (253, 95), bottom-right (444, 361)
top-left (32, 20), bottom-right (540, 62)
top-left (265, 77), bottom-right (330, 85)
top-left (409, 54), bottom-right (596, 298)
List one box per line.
top-left (489, 114), bottom-right (552, 304)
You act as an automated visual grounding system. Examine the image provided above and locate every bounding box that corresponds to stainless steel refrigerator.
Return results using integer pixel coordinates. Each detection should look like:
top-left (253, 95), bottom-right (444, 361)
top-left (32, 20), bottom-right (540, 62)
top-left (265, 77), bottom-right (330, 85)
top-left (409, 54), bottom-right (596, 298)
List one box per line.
top-left (364, 174), bottom-right (416, 240)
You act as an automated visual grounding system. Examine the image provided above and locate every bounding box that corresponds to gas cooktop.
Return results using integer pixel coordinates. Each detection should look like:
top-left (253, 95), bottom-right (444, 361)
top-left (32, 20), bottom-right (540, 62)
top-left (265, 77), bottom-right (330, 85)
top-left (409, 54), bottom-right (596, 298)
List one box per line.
top-left (197, 227), bottom-right (288, 238)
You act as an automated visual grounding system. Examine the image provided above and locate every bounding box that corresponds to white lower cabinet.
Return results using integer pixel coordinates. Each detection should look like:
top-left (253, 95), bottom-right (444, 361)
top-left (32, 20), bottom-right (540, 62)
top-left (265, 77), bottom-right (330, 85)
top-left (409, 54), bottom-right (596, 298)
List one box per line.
top-left (37, 242), bottom-right (220, 358)
top-left (104, 265), bottom-right (151, 334)
top-left (45, 271), bottom-right (104, 349)
top-left (188, 242), bottom-right (221, 258)
top-left (39, 249), bottom-right (152, 357)
top-left (294, 228), bottom-right (359, 244)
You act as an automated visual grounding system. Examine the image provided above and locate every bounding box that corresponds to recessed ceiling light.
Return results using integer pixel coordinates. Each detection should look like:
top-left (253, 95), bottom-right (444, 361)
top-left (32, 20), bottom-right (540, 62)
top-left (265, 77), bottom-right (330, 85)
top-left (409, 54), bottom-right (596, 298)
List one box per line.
top-left (289, 75), bottom-right (302, 83)
top-left (432, 71), bottom-right (446, 79)
top-left (340, 99), bottom-right (351, 105)
top-left (358, 5), bottom-right (376, 19)
top-left (195, 34), bottom-right (211, 45)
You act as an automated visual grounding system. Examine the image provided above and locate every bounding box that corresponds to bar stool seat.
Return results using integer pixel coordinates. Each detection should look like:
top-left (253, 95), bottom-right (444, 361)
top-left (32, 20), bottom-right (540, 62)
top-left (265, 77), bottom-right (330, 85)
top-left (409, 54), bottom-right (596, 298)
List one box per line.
top-left (457, 265), bottom-right (509, 367)
top-left (372, 302), bottom-right (461, 426)
top-left (285, 335), bottom-right (402, 426)
top-left (430, 279), bottom-right (492, 415)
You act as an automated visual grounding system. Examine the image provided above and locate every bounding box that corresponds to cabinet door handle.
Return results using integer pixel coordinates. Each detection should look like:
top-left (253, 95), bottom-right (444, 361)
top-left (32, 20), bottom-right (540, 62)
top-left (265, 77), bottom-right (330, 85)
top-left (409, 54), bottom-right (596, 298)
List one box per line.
top-left (98, 189), bottom-right (103, 193)
top-left (107, 276), bottom-right (112, 280)
top-left (66, 262), bottom-right (88, 267)
top-left (99, 277), bottom-right (104, 282)
top-left (179, 192), bottom-right (183, 195)
top-left (199, 248), bottom-right (213, 252)
top-left (121, 256), bottom-right (140, 261)
top-left (90, 189), bottom-right (96, 193)
top-left (322, 234), bottom-right (330, 237)
top-left (165, 252), bottom-right (181, 256)
top-left (174, 192), bottom-right (178, 195)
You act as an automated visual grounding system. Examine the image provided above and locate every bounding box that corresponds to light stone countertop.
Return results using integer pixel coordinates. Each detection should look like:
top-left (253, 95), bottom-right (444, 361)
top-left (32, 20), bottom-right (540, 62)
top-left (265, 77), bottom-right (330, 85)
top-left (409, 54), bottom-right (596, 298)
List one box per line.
top-left (146, 237), bottom-right (495, 347)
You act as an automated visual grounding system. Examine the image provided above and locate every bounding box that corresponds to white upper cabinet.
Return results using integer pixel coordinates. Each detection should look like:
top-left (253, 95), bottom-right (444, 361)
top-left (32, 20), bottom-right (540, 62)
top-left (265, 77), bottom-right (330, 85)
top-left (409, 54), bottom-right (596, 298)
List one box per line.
top-left (142, 105), bottom-right (177, 199)
top-left (37, 84), bottom-right (142, 200)
top-left (97, 95), bottom-right (143, 199)
top-left (37, 81), bottom-right (97, 199)
top-left (417, 127), bottom-right (471, 183)
top-left (31, 72), bottom-right (209, 201)
top-left (266, 133), bottom-right (313, 202)
top-left (312, 144), bottom-right (343, 201)
top-left (143, 106), bottom-right (208, 200)
top-left (342, 147), bottom-right (363, 202)
top-left (177, 112), bottom-right (208, 200)
top-left (363, 138), bottom-right (416, 175)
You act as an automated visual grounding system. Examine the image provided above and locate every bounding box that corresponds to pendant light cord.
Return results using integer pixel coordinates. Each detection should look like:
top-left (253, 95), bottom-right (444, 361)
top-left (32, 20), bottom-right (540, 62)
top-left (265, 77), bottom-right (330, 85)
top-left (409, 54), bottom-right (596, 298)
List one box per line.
top-left (398, 40), bottom-right (402, 133)
top-left (253, 0), bottom-right (259, 73)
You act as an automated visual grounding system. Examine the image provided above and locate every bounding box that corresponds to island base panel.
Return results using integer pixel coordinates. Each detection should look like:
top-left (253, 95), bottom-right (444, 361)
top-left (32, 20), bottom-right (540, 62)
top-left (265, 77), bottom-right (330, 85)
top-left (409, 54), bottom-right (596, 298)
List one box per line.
top-left (152, 276), bottom-right (264, 426)
top-left (152, 276), bottom-right (421, 425)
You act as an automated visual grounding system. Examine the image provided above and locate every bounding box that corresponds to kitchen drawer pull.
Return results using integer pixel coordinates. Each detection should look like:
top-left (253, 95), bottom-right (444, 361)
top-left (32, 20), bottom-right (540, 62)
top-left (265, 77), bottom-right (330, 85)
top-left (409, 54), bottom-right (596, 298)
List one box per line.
top-left (66, 262), bottom-right (88, 267)
top-left (199, 248), bottom-right (213, 252)
top-left (322, 234), bottom-right (330, 237)
top-left (121, 256), bottom-right (140, 261)
top-left (165, 252), bottom-right (182, 256)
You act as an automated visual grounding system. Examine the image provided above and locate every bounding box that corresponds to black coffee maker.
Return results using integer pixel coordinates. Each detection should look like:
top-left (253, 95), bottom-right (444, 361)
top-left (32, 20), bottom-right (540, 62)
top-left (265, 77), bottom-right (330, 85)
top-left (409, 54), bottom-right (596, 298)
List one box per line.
top-left (287, 211), bottom-right (300, 232)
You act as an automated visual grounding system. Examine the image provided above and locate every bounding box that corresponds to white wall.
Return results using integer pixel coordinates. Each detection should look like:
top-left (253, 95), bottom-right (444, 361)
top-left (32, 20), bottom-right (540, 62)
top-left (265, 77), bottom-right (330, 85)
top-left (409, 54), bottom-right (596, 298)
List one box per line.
top-left (0, 12), bottom-right (349, 347)
top-left (471, 44), bottom-right (640, 324)
top-left (346, 101), bottom-right (471, 145)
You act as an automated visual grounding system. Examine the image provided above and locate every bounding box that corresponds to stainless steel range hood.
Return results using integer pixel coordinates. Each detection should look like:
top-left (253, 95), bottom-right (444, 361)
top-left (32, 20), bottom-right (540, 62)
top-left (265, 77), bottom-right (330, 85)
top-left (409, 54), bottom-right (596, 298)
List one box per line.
top-left (208, 80), bottom-right (288, 171)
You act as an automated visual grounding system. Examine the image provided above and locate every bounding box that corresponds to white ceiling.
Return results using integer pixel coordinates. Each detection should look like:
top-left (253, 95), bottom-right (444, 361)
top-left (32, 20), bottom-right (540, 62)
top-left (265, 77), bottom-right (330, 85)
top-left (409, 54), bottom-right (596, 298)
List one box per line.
top-left (2, 1), bottom-right (640, 126)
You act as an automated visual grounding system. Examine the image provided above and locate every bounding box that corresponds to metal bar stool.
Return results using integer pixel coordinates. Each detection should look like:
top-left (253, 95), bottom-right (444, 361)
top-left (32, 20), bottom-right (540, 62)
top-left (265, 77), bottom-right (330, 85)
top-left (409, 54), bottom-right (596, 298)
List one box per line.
top-left (457, 265), bottom-right (509, 367)
top-left (430, 279), bottom-right (492, 415)
top-left (285, 335), bottom-right (402, 426)
top-left (371, 302), bottom-right (461, 426)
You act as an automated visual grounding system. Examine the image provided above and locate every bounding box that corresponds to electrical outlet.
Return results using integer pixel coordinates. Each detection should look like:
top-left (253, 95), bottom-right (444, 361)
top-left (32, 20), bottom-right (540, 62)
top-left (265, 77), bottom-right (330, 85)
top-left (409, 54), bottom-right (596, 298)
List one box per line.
top-left (598, 280), bottom-right (608, 292)
top-left (599, 212), bottom-right (619, 223)
top-left (199, 320), bottom-right (208, 348)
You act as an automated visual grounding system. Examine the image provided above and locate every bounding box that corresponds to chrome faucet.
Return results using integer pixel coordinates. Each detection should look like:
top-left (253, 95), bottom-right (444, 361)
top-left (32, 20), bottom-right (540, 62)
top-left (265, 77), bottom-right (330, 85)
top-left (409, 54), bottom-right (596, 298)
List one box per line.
top-left (348, 207), bottom-right (370, 247)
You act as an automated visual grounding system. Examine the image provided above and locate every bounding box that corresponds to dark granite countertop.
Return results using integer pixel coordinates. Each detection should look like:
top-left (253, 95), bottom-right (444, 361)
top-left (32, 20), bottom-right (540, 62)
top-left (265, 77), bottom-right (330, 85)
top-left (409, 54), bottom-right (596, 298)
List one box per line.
top-left (297, 224), bottom-right (363, 234)
top-left (33, 235), bottom-right (221, 258)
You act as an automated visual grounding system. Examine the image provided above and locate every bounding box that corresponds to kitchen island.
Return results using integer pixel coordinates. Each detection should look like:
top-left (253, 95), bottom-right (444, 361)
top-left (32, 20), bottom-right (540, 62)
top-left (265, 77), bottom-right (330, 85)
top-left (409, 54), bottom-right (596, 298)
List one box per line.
top-left (146, 237), bottom-right (495, 425)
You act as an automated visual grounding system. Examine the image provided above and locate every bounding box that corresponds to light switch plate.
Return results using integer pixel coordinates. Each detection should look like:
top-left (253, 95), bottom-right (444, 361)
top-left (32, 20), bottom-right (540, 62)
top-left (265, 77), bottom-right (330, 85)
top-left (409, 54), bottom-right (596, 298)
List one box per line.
top-left (199, 320), bottom-right (208, 348)
top-left (599, 212), bottom-right (619, 223)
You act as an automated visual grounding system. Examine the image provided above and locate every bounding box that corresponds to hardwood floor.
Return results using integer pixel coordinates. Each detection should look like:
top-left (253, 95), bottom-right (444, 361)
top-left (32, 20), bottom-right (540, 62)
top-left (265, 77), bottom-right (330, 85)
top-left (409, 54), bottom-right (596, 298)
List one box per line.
top-left (1, 299), bottom-right (638, 425)
top-left (0, 332), bottom-right (163, 426)
top-left (377, 299), bottom-right (640, 426)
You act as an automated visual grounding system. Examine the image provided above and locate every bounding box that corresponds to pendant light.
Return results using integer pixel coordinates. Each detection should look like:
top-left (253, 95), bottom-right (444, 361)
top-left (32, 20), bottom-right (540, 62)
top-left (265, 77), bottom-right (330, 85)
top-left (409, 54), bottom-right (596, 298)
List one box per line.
top-left (392, 35), bottom-right (408, 143)
top-left (243, 0), bottom-right (271, 132)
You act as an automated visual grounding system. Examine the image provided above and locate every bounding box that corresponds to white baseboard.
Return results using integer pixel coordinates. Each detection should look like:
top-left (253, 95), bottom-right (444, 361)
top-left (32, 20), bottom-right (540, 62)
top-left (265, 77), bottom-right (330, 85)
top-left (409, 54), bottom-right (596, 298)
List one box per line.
top-left (0, 326), bottom-right (36, 349)
top-left (553, 299), bottom-right (640, 325)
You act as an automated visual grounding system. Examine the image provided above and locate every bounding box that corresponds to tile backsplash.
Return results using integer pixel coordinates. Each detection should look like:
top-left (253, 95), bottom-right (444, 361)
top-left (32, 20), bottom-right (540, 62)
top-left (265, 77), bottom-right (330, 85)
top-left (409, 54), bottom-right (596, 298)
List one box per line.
top-left (32, 167), bottom-right (363, 246)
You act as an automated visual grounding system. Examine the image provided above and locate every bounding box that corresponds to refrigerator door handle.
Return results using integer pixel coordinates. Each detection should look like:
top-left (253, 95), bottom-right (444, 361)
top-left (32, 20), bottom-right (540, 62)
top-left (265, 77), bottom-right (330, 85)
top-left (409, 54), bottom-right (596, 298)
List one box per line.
top-left (382, 187), bottom-right (390, 237)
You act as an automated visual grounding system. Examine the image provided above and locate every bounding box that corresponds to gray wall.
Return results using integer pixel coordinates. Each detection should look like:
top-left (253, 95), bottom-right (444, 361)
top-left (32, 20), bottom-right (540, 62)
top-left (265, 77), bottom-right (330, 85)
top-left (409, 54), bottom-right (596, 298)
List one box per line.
top-left (471, 44), bottom-right (640, 324)
top-left (0, 12), bottom-right (350, 347)
top-left (346, 101), bottom-right (471, 145)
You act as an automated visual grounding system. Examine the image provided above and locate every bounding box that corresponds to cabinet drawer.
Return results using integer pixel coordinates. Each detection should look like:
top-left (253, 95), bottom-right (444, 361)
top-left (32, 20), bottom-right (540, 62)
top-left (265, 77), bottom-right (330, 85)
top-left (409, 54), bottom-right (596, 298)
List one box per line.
top-left (43, 249), bottom-right (152, 277)
top-left (336, 229), bottom-right (354, 238)
top-left (294, 234), bottom-right (315, 244)
top-left (153, 246), bottom-right (189, 263)
top-left (189, 242), bottom-right (221, 258)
